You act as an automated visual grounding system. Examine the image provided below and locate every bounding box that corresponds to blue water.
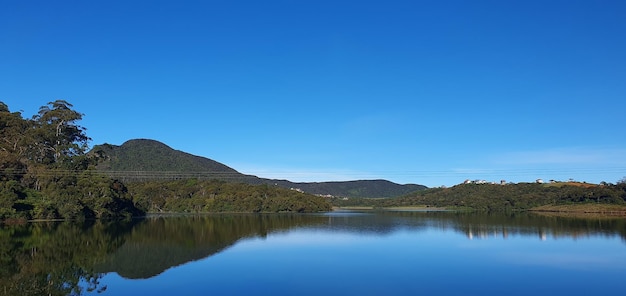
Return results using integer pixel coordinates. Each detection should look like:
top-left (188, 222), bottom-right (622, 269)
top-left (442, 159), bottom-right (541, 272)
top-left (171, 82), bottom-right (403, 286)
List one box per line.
top-left (83, 212), bottom-right (626, 296)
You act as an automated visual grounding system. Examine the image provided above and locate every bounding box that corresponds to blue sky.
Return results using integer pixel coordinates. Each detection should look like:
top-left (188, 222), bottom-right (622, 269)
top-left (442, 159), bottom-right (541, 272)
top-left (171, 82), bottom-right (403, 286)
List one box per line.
top-left (2, 0), bottom-right (625, 187)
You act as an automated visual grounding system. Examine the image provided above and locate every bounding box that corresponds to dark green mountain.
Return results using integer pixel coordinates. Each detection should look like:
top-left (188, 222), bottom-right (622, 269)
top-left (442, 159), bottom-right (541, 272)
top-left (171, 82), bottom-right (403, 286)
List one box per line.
top-left (91, 139), bottom-right (427, 198)
top-left (92, 139), bottom-right (239, 174)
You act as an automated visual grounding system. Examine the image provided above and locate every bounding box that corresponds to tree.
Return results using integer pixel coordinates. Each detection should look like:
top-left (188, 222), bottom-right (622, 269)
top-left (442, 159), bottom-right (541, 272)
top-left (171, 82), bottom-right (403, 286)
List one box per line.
top-left (616, 177), bottom-right (626, 195)
top-left (29, 100), bottom-right (91, 164)
top-left (0, 102), bottom-right (29, 181)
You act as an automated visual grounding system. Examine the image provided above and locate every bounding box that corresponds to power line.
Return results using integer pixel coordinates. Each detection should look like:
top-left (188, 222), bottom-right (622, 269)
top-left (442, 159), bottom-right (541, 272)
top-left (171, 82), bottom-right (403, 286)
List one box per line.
top-left (2, 167), bottom-right (623, 179)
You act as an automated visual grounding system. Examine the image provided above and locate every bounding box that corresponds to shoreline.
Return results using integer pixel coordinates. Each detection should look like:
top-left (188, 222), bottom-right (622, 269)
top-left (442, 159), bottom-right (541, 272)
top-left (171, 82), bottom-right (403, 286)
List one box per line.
top-left (529, 204), bottom-right (626, 217)
top-left (334, 206), bottom-right (453, 212)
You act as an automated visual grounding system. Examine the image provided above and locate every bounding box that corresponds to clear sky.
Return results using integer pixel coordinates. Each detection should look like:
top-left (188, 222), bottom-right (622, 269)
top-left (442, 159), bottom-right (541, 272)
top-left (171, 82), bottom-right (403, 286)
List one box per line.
top-left (2, 0), bottom-right (625, 187)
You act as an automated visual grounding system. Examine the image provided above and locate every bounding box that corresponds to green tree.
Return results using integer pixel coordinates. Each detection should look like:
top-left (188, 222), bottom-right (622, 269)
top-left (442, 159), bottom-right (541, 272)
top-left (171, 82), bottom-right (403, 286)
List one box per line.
top-left (0, 102), bottom-right (29, 181)
top-left (29, 100), bottom-right (91, 164)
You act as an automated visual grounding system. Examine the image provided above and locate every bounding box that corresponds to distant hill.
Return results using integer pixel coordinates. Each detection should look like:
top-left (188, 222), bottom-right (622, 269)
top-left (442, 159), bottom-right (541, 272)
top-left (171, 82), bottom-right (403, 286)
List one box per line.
top-left (271, 179), bottom-right (427, 198)
top-left (335, 182), bottom-right (626, 211)
top-left (90, 139), bottom-right (427, 198)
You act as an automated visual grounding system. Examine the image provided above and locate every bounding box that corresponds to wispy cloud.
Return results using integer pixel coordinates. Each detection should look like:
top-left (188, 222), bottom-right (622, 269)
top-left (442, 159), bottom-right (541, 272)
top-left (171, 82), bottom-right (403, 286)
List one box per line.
top-left (231, 164), bottom-right (381, 182)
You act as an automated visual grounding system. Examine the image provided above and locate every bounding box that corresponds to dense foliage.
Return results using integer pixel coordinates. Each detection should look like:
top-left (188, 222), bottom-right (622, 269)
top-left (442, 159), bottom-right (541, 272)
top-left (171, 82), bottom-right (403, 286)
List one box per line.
top-left (127, 179), bottom-right (331, 213)
top-left (333, 182), bottom-right (626, 211)
top-left (0, 100), bottom-right (142, 221)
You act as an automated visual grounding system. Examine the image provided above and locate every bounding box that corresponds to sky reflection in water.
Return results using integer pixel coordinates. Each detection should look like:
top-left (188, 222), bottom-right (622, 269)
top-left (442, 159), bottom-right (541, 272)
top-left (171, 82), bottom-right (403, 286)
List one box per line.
top-left (90, 212), bottom-right (626, 296)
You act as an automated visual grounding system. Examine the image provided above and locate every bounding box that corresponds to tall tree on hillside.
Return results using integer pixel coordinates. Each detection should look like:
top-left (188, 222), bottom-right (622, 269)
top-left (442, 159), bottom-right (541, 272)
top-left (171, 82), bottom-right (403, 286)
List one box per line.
top-left (0, 102), bottom-right (29, 181)
top-left (0, 102), bottom-right (28, 154)
top-left (29, 100), bottom-right (91, 164)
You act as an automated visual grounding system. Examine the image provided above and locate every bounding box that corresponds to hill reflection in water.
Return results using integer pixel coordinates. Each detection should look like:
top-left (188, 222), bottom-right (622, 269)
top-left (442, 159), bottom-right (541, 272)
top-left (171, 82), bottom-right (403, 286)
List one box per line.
top-left (1, 211), bottom-right (625, 295)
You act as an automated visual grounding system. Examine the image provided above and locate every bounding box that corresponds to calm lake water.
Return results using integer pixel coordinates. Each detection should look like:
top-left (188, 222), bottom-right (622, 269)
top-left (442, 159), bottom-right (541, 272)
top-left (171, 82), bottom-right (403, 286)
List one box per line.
top-left (1, 211), bottom-right (625, 296)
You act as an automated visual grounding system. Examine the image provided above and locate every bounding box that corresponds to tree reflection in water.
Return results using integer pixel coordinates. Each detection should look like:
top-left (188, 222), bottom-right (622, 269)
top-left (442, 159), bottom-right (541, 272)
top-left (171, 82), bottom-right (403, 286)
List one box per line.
top-left (1, 212), bottom-right (625, 295)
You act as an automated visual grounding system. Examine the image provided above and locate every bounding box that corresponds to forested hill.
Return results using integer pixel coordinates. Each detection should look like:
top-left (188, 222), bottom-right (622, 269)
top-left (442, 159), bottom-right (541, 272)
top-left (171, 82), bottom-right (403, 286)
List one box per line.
top-left (333, 182), bottom-right (626, 212)
top-left (91, 139), bottom-right (427, 198)
top-left (92, 139), bottom-right (243, 178)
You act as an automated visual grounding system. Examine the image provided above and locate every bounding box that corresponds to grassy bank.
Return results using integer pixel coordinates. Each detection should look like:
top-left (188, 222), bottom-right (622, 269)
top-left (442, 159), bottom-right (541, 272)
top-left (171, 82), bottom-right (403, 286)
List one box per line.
top-left (530, 204), bottom-right (626, 216)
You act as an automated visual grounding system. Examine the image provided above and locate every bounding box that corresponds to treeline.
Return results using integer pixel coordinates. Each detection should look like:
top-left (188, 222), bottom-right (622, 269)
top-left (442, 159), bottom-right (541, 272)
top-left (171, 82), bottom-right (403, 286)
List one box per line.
top-left (0, 101), bottom-right (331, 222)
top-left (333, 182), bottom-right (626, 211)
top-left (0, 100), bottom-right (142, 221)
top-left (127, 179), bottom-right (331, 213)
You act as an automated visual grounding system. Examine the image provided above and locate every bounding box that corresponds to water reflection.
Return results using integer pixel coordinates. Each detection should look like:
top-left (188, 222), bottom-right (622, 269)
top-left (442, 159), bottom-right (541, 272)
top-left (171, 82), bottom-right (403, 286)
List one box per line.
top-left (94, 214), bottom-right (330, 279)
top-left (0, 220), bottom-right (138, 296)
top-left (320, 211), bottom-right (626, 242)
top-left (1, 211), bottom-right (625, 295)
